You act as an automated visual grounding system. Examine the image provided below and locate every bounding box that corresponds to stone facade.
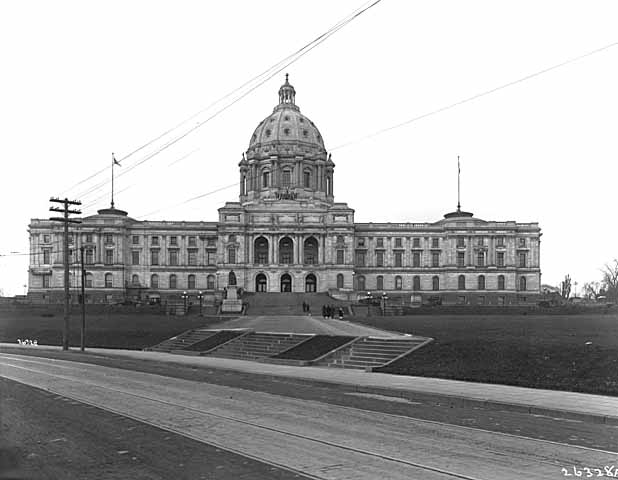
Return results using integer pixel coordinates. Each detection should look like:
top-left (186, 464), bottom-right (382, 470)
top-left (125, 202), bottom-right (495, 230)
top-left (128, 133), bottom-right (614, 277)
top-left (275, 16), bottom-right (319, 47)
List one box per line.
top-left (27, 77), bottom-right (541, 306)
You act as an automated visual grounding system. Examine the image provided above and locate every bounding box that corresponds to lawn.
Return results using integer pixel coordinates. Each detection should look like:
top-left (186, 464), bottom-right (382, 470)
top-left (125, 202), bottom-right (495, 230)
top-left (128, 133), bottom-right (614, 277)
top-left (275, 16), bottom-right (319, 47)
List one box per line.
top-left (355, 313), bottom-right (618, 396)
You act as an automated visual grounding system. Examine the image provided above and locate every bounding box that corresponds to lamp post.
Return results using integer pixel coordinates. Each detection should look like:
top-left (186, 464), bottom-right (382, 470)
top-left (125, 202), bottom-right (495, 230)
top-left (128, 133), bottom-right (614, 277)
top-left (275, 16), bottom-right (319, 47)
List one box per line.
top-left (197, 291), bottom-right (204, 316)
top-left (381, 292), bottom-right (388, 316)
top-left (181, 291), bottom-right (188, 315)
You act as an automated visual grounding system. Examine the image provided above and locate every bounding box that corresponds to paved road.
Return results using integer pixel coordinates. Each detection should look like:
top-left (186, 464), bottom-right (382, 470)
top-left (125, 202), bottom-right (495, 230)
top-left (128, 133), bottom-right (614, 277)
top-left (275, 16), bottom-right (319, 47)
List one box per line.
top-left (2, 353), bottom-right (616, 480)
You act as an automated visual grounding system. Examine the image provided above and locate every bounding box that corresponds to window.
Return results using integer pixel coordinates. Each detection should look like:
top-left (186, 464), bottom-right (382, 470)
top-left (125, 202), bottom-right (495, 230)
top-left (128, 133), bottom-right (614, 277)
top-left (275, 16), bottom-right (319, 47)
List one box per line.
top-left (67, 235), bottom-right (73, 245)
top-left (357, 275), bottom-right (366, 291)
top-left (336, 235), bottom-right (345, 245)
top-left (207, 275), bottom-right (215, 290)
top-left (376, 251), bottom-right (384, 267)
top-left (132, 235), bottom-right (139, 245)
top-left (412, 252), bottom-right (421, 267)
top-left (355, 251), bottom-right (366, 267)
top-left (413, 238), bottom-right (420, 248)
top-left (478, 275), bottom-right (486, 290)
top-left (394, 252), bottom-right (403, 267)
top-left (207, 237), bottom-right (216, 247)
top-left (376, 238), bottom-right (384, 248)
top-left (477, 251), bottom-right (485, 267)
top-left (206, 250), bottom-right (216, 265)
top-left (413, 276), bottom-right (420, 291)
top-left (169, 250), bottom-right (179, 266)
top-left (458, 275), bottom-right (466, 290)
top-left (496, 236), bottom-right (505, 247)
top-left (85, 249), bottom-right (94, 265)
top-left (104, 234), bottom-right (113, 244)
top-left (151, 274), bottom-right (159, 289)
top-left (169, 274), bottom-right (177, 289)
top-left (85, 273), bottom-right (93, 288)
top-left (228, 234), bottom-right (236, 242)
top-left (395, 238), bottom-right (402, 248)
top-left (336, 249), bottom-right (344, 264)
top-left (478, 295), bottom-right (486, 305)
top-left (105, 273), bottom-right (113, 288)
top-left (432, 276), bottom-right (440, 291)
top-left (131, 251), bottom-right (140, 265)
top-left (357, 238), bottom-right (365, 247)
top-left (86, 233), bottom-right (93, 243)
top-left (519, 276), bottom-right (527, 291)
top-left (255, 237), bottom-right (269, 264)
top-left (188, 236), bottom-right (197, 247)
top-left (498, 275), bottom-right (505, 290)
top-left (262, 171), bottom-right (270, 188)
top-left (43, 249), bottom-right (51, 264)
top-left (457, 295), bottom-right (466, 305)
top-left (395, 275), bottom-right (402, 290)
top-left (188, 274), bottom-right (196, 290)
top-left (303, 237), bottom-right (318, 265)
top-left (43, 234), bottom-right (50, 243)
top-left (376, 275), bottom-right (384, 290)
top-left (519, 252), bottom-right (527, 268)
top-left (432, 252), bottom-right (440, 267)
top-left (151, 250), bottom-right (159, 266)
top-left (456, 236), bottom-right (465, 248)
top-left (519, 238), bottom-right (526, 247)
top-left (497, 252), bottom-right (505, 267)
top-left (476, 237), bottom-right (484, 246)
top-left (188, 249), bottom-right (198, 266)
top-left (282, 169), bottom-right (291, 188)
top-left (303, 170), bottom-right (311, 188)
top-left (457, 252), bottom-right (465, 267)
top-left (105, 249), bottom-right (113, 265)
top-left (228, 247), bottom-right (236, 264)
top-left (170, 236), bottom-right (178, 246)
top-left (43, 275), bottom-right (51, 288)
top-left (152, 236), bottom-right (159, 246)
top-left (132, 274), bottom-right (140, 287)
top-left (431, 238), bottom-right (439, 248)
top-left (336, 273), bottom-right (344, 289)
top-left (326, 176), bottom-right (332, 195)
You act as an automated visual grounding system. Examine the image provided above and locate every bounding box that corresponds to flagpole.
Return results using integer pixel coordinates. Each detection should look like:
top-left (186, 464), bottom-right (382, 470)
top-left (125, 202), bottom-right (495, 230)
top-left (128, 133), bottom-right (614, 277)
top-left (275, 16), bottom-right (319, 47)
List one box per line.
top-left (111, 153), bottom-right (115, 209)
top-left (457, 155), bottom-right (461, 212)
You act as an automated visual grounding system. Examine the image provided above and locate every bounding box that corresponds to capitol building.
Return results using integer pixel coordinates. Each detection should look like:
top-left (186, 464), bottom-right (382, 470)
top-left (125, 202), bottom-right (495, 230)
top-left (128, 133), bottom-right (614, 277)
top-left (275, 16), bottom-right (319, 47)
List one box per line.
top-left (27, 77), bottom-right (541, 306)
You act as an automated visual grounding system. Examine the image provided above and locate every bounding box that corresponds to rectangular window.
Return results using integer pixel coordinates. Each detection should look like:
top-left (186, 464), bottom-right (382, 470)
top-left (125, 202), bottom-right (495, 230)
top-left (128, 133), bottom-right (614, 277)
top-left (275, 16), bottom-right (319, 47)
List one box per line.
top-left (376, 251), bottom-right (384, 267)
top-left (85, 276), bottom-right (93, 288)
top-left (188, 236), bottom-right (197, 247)
top-left (282, 170), bottom-right (291, 188)
top-left (228, 248), bottom-right (236, 264)
top-left (43, 234), bottom-right (50, 243)
top-left (432, 238), bottom-right (439, 248)
top-left (478, 295), bottom-right (486, 305)
top-left (132, 235), bottom-right (139, 245)
top-left (336, 249), bottom-right (344, 264)
top-left (395, 237), bottom-right (402, 248)
top-left (456, 236), bottom-right (465, 248)
top-left (151, 250), bottom-right (159, 266)
top-left (207, 250), bottom-right (216, 266)
top-left (188, 249), bottom-right (198, 266)
top-left (105, 249), bottom-right (114, 265)
top-left (42, 275), bottom-right (50, 288)
top-left (152, 236), bottom-right (159, 246)
top-left (519, 238), bottom-right (526, 247)
top-left (457, 252), bottom-right (465, 267)
top-left (431, 252), bottom-right (440, 267)
top-left (413, 252), bottom-right (421, 267)
top-left (169, 250), bottom-right (178, 266)
top-left (477, 252), bottom-right (485, 267)
top-left (496, 236), bottom-right (505, 247)
top-left (303, 171), bottom-right (310, 188)
top-left (476, 237), bottom-right (484, 246)
top-left (376, 238), bottom-right (383, 248)
top-left (170, 236), bottom-right (178, 246)
top-left (104, 234), bottom-right (113, 244)
top-left (519, 252), bottom-right (527, 268)
top-left (131, 251), bottom-right (140, 265)
top-left (412, 237), bottom-right (420, 248)
top-left (86, 233), bottom-right (93, 243)
top-left (394, 252), bottom-right (403, 267)
top-left (497, 252), bottom-right (505, 267)
top-left (355, 251), bottom-right (366, 267)
top-left (43, 249), bottom-right (51, 264)
top-left (85, 249), bottom-right (94, 265)
top-left (207, 237), bottom-right (217, 247)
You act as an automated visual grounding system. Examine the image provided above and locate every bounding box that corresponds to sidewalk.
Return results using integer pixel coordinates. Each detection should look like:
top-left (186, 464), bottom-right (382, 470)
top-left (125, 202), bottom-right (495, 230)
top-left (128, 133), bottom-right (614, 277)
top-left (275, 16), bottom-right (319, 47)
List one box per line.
top-left (2, 343), bottom-right (617, 425)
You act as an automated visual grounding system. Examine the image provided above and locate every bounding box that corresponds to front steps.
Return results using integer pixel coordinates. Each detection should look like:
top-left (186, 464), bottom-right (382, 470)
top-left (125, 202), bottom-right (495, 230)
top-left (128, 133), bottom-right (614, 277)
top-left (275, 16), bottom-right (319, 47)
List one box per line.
top-left (146, 328), bottom-right (218, 353)
top-left (203, 332), bottom-right (313, 360)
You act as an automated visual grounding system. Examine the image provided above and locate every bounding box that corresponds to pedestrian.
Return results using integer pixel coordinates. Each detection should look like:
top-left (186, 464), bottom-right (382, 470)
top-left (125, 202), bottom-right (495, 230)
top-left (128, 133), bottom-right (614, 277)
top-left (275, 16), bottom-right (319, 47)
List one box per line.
top-left (338, 307), bottom-right (344, 320)
top-left (322, 304), bottom-right (327, 318)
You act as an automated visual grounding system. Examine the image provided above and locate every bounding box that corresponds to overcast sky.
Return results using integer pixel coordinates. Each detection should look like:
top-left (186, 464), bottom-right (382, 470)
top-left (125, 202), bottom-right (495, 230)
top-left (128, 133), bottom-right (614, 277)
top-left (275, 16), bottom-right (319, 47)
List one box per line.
top-left (1, 0), bottom-right (616, 296)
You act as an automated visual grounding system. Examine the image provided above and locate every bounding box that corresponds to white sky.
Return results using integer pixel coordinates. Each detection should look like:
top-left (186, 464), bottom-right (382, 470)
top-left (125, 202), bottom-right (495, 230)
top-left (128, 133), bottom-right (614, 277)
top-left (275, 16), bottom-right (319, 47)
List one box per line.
top-left (1, 0), bottom-right (616, 296)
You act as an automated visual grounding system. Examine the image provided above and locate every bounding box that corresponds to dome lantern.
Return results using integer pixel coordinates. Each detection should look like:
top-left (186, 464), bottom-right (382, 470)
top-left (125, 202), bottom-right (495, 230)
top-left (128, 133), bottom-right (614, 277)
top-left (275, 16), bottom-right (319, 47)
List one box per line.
top-left (278, 73), bottom-right (296, 106)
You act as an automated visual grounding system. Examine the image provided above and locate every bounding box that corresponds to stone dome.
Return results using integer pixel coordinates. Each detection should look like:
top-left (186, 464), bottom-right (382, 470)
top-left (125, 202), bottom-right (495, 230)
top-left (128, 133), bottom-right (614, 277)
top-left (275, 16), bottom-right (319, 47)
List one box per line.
top-left (248, 75), bottom-right (326, 153)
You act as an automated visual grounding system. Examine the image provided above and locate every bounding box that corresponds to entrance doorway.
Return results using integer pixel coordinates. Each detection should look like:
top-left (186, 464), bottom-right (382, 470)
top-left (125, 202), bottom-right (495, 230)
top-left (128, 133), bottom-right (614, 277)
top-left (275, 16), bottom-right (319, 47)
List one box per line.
top-left (255, 273), bottom-right (267, 292)
top-left (305, 273), bottom-right (316, 292)
top-left (280, 273), bottom-right (292, 292)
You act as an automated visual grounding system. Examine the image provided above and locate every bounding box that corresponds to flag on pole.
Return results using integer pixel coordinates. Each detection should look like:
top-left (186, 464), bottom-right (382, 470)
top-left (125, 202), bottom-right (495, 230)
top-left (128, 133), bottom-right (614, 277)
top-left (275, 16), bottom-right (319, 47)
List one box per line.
top-left (112, 153), bottom-right (121, 167)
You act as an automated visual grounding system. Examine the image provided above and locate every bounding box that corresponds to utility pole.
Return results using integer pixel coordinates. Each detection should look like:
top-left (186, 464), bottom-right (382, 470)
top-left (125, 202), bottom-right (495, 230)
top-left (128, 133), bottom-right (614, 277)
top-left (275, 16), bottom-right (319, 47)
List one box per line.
top-left (50, 197), bottom-right (81, 351)
top-left (80, 246), bottom-right (86, 351)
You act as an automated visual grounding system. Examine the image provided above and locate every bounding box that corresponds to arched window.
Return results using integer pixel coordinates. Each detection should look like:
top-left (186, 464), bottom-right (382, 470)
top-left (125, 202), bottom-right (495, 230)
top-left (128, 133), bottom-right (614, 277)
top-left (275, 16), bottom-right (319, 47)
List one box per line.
top-left (279, 237), bottom-right (293, 264)
top-left (169, 274), bottom-right (177, 289)
top-left (357, 275), bottom-right (366, 291)
top-left (105, 273), bottom-right (113, 288)
top-left (228, 247), bottom-right (236, 264)
top-left (413, 276), bottom-right (421, 291)
top-left (498, 275), bottom-right (505, 290)
top-left (151, 274), bottom-right (159, 289)
top-left (458, 275), bottom-right (466, 290)
top-left (262, 170), bottom-right (270, 188)
top-left (206, 275), bottom-right (215, 290)
top-left (85, 273), bottom-right (93, 288)
top-left (432, 276), bottom-right (440, 291)
top-left (478, 275), bottom-right (485, 290)
top-left (395, 275), bottom-right (402, 290)
top-left (282, 169), bottom-right (291, 188)
top-left (376, 275), bottom-right (384, 290)
top-left (336, 273), bottom-right (344, 289)
top-left (254, 236), bottom-right (269, 265)
top-left (188, 274), bottom-right (196, 290)
top-left (132, 274), bottom-right (140, 287)
top-left (303, 170), bottom-right (311, 188)
top-left (242, 175), bottom-right (247, 195)
top-left (519, 276), bottom-right (527, 291)
top-left (303, 237), bottom-right (319, 265)
top-left (326, 176), bottom-right (332, 195)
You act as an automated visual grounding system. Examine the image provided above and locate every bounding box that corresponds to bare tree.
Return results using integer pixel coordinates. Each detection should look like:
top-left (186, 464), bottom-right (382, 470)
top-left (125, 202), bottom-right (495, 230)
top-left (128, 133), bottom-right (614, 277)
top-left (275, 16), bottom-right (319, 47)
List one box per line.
top-left (602, 259), bottom-right (618, 302)
top-left (560, 274), bottom-right (572, 299)
top-left (583, 281), bottom-right (601, 300)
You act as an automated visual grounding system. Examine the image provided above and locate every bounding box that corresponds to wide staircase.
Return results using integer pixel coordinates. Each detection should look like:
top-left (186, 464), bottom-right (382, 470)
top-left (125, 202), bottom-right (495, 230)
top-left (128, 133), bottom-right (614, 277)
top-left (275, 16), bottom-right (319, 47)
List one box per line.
top-left (203, 332), bottom-right (313, 360)
top-left (243, 292), bottom-right (351, 316)
top-left (315, 336), bottom-right (433, 370)
top-left (146, 328), bottom-right (218, 353)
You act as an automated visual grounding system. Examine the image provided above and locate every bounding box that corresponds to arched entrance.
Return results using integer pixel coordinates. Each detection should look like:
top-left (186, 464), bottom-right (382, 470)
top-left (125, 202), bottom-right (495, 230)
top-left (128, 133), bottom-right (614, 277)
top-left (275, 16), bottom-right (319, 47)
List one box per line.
top-left (305, 273), bottom-right (317, 292)
top-left (255, 273), bottom-right (267, 292)
top-left (280, 273), bottom-right (292, 292)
